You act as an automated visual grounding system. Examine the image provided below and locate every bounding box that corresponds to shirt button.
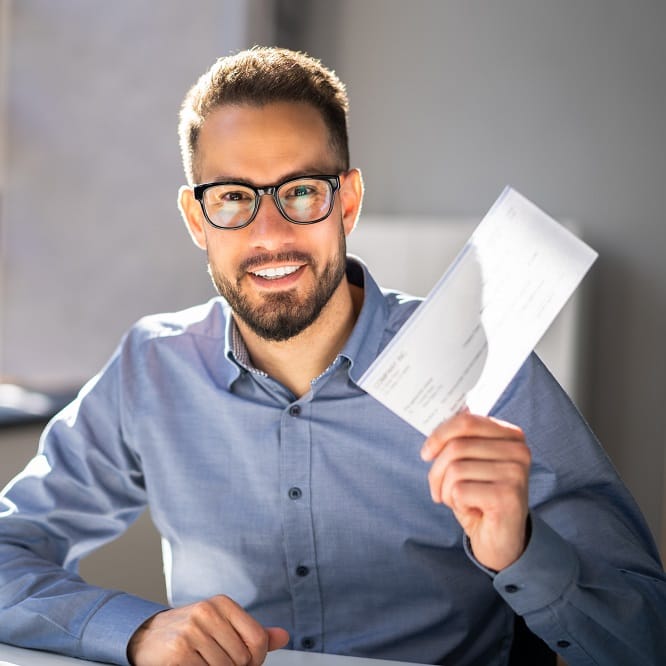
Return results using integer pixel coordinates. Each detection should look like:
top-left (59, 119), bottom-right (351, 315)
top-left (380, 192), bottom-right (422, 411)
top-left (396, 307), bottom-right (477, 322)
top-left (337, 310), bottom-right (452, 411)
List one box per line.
top-left (289, 404), bottom-right (301, 416)
top-left (296, 565), bottom-right (310, 577)
top-left (288, 487), bottom-right (302, 500)
top-left (557, 640), bottom-right (571, 648)
top-left (301, 637), bottom-right (315, 649)
top-left (504, 584), bottom-right (519, 593)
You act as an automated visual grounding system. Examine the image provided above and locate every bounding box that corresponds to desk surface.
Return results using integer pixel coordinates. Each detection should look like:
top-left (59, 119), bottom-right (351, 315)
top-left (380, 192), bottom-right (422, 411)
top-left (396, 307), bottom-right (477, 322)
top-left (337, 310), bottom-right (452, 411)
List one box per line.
top-left (0, 643), bottom-right (427, 666)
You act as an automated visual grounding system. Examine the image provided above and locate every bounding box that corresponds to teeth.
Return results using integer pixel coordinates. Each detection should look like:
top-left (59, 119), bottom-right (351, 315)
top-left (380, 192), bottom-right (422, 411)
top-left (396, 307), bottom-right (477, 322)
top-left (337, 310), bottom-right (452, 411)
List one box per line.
top-left (252, 265), bottom-right (300, 279)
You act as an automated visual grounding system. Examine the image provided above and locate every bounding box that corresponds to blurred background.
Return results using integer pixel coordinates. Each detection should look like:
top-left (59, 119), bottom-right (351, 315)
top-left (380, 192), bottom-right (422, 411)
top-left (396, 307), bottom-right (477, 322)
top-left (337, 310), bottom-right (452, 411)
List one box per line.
top-left (1, 0), bottom-right (664, 602)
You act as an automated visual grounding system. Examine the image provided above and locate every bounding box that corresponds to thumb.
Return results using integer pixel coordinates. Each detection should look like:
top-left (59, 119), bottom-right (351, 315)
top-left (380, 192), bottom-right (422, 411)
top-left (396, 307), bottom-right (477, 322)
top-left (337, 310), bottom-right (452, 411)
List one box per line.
top-left (267, 627), bottom-right (290, 651)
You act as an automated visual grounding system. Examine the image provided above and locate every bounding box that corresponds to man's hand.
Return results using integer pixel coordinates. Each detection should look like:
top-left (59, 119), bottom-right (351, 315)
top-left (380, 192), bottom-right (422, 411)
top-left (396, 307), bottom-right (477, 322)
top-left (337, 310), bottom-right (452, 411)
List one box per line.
top-left (127, 595), bottom-right (290, 666)
top-left (420, 412), bottom-right (531, 571)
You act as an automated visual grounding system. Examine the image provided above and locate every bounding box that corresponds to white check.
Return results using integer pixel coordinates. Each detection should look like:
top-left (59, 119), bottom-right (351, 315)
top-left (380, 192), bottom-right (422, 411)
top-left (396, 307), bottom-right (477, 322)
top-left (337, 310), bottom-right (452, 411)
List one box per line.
top-left (358, 186), bottom-right (598, 435)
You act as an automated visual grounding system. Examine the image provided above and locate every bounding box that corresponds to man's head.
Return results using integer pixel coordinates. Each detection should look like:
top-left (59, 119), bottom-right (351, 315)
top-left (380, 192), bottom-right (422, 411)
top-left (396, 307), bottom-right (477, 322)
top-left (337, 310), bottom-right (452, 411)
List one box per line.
top-left (177, 48), bottom-right (363, 344)
top-left (179, 46), bottom-right (350, 186)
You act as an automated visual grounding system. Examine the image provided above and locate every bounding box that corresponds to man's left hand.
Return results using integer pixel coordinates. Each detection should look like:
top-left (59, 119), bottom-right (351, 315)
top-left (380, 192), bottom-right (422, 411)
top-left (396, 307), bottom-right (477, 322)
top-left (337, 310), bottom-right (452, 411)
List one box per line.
top-left (420, 412), bottom-right (531, 571)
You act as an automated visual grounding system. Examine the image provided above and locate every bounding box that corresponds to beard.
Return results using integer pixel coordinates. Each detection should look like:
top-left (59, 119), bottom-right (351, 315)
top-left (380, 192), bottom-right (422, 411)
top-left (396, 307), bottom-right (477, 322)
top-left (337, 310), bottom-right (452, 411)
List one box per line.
top-left (208, 226), bottom-right (348, 342)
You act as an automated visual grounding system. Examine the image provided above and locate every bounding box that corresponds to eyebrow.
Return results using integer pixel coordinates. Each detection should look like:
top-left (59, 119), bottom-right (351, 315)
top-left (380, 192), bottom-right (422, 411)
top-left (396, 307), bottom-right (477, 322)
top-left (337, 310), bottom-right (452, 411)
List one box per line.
top-left (202, 166), bottom-right (341, 187)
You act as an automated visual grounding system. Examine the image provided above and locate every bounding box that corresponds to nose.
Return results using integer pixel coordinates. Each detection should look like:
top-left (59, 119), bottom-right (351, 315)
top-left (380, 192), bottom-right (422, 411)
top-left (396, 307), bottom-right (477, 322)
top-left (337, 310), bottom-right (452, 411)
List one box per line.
top-left (247, 193), bottom-right (296, 249)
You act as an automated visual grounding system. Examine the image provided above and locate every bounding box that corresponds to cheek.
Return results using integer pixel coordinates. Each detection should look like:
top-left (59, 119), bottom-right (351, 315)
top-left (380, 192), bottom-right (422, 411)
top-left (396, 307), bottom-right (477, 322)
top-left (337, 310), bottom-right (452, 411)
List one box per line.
top-left (313, 214), bottom-right (346, 248)
top-left (205, 236), bottom-right (238, 272)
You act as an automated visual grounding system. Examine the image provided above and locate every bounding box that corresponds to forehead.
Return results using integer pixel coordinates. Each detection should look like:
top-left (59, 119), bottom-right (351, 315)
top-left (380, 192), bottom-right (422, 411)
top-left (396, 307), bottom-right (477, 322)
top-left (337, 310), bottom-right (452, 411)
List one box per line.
top-left (195, 102), bottom-right (334, 184)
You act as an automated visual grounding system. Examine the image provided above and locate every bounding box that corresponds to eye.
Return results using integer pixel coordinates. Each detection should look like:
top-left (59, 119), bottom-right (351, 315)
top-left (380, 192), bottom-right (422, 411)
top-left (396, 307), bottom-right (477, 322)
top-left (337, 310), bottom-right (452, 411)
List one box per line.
top-left (284, 184), bottom-right (315, 199)
top-left (221, 190), bottom-right (253, 202)
top-left (204, 185), bottom-right (254, 208)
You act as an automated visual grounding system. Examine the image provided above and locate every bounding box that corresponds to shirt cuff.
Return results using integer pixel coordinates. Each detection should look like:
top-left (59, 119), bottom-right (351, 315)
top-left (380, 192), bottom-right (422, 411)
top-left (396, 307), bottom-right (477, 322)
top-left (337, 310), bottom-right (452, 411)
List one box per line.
top-left (494, 514), bottom-right (579, 615)
top-left (464, 513), bottom-right (580, 616)
top-left (79, 592), bottom-right (168, 665)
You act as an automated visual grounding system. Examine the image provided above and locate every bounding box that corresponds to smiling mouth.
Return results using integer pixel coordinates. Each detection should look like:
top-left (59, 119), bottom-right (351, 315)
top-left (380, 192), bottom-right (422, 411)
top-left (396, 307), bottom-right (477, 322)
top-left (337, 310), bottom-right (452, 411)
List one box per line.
top-left (250, 265), bottom-right (302, 280)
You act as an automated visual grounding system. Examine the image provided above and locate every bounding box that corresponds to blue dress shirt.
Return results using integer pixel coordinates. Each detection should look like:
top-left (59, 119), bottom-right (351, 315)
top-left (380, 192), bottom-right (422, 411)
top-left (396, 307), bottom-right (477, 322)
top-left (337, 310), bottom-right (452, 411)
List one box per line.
top-left (0, 258), bottom-right (664, 665)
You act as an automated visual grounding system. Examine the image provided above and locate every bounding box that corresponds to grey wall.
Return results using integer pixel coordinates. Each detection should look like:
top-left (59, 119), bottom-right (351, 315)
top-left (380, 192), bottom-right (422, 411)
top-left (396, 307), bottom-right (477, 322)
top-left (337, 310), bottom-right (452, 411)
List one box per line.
top-left (295, 0), bottom-right (666, 547)
top-left (0, 0), bottom-right (272, 389)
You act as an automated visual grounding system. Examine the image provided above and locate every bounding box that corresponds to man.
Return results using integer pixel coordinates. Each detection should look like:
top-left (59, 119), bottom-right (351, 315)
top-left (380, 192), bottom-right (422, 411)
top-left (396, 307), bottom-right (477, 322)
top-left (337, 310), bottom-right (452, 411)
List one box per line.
top-left (0, 47), bottom-right (664, 666)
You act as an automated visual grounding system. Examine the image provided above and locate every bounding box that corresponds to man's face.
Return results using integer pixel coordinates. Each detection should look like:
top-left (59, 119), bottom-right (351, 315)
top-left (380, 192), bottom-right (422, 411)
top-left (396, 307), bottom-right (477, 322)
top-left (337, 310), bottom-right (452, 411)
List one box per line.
top-left (181, 102), bottom-right (361, 342)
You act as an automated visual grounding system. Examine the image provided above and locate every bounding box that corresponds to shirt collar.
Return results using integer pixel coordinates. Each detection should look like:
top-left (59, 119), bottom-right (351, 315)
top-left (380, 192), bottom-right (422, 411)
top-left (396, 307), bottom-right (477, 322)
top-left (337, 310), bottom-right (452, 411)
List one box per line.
top-left (224, 308), bottom-right (259, 381)
top-left (228, 318), bottom-right (260, 374)
top-left (222, 255), bottom-right (390, 388)
top-left (338, 256), bottom-right (390, 384)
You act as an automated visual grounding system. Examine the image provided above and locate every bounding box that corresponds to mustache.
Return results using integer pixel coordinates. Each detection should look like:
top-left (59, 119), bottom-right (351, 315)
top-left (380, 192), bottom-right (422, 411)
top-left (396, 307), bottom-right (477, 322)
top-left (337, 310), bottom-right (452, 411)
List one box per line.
top-left (239, 251), bottom-right (313, 273)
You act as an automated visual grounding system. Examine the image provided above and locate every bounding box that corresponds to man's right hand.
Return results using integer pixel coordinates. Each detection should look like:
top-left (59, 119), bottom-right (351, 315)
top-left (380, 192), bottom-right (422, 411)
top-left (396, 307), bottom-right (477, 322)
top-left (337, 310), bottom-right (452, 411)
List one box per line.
top-left (127, 594), bottom-right (290, 666)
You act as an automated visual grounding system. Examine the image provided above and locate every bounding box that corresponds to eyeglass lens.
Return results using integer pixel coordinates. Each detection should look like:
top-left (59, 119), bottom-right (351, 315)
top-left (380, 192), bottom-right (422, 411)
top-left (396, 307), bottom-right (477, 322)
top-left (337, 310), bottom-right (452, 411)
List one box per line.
top-left (202, 177), bottom-right (334, 228)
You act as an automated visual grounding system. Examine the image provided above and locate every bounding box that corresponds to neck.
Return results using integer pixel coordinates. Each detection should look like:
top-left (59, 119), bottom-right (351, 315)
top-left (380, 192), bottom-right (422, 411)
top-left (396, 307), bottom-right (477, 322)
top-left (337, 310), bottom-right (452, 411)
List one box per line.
top-left (235, 278), bottom-right (363, 398)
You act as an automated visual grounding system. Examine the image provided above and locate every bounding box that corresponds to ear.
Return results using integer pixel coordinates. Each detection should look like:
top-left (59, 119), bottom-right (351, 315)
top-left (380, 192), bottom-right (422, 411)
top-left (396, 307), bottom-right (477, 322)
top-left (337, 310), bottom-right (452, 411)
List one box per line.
top-left (178, 185), bottom-right (208, 250)
top-left (339, 168), bottom-right (364, 237)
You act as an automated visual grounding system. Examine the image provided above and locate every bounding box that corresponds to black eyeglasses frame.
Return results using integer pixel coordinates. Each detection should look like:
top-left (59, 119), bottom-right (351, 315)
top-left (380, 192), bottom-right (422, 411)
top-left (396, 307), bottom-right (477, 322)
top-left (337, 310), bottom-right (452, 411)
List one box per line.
top-left (192, 174), bottom-right (341, 230)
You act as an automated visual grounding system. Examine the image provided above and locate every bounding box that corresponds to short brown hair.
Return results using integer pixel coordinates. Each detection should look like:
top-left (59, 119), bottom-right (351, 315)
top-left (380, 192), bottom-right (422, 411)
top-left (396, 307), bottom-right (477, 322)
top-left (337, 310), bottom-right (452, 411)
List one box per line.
top-left (178, 46), bottom-right (350, 185)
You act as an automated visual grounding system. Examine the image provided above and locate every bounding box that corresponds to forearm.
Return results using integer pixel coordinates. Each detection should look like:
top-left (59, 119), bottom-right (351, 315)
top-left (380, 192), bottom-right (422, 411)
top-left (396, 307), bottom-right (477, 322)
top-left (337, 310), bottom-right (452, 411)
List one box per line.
top-left (0, 535), bottom-right (166, 665)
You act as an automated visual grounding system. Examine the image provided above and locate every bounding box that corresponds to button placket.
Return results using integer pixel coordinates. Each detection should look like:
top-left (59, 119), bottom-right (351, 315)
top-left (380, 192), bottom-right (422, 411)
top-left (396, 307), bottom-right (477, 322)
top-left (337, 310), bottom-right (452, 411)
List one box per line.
top-left (279, 401), bottom-right (323, 650)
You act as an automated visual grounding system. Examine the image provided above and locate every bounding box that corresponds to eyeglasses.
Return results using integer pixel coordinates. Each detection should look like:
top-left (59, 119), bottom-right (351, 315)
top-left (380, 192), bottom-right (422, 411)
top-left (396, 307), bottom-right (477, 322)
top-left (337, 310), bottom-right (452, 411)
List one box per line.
top-left (193, 174), bottom-right (341, 230)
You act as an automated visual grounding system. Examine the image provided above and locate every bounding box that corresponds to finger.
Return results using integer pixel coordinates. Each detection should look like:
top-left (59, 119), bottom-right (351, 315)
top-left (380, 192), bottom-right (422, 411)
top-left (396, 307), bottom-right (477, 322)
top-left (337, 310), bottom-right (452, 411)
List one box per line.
top-left (437, 459), bottom-right (529, 508)
top-left (421, 413), bottom-right (523, 461)
top-left (186, 600), bottom-right (252, 665)
top-left (202, 623), bottom-right (252, 665)
top-left (446, 479), bottom-right (529, 529)
top-left (267, 627), bottom-right (290, 651)
top-left (429, 455), bottom-right (528, 505)
top-left (212, 596), bottom-right (272, 665)
top-left (426, 438), bottom-right (530, 503)
top-left (429, 436), bottom-right (530, 480)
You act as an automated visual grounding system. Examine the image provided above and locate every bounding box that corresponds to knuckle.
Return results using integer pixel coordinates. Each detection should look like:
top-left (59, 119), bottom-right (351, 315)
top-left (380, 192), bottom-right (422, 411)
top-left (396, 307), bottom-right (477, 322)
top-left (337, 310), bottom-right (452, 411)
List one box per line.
top-left (457, 411), bottom-right (477, 430)
top-left (506, 439), bottom-right (531, 464)
top-left (191, 598), bottom-right (218, 624)
top-left (450, 481), bottom-right (466, 506)
top-left (215, 593), bottom-right (237, 610)
top-left (446, 436), bottom-right (467, 458)
top-left (245, 640), bottom-right (262, 666)
top-left (498, 480), bottom-right (525, 507)
top-left (511, 449), bottom-right (531, 474)
top-left (501, 463), bottom-right (525, 488)
top-left (448, 457), bottom-right (466, 474)
top-left (496, 480), bottom-right (515, 498)
top-left (427, 463), bottom-right (447, 489)
top-left (245, 626), bottom-right (268, 652)
top-left (439, 459), bottom-right (461, 486)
